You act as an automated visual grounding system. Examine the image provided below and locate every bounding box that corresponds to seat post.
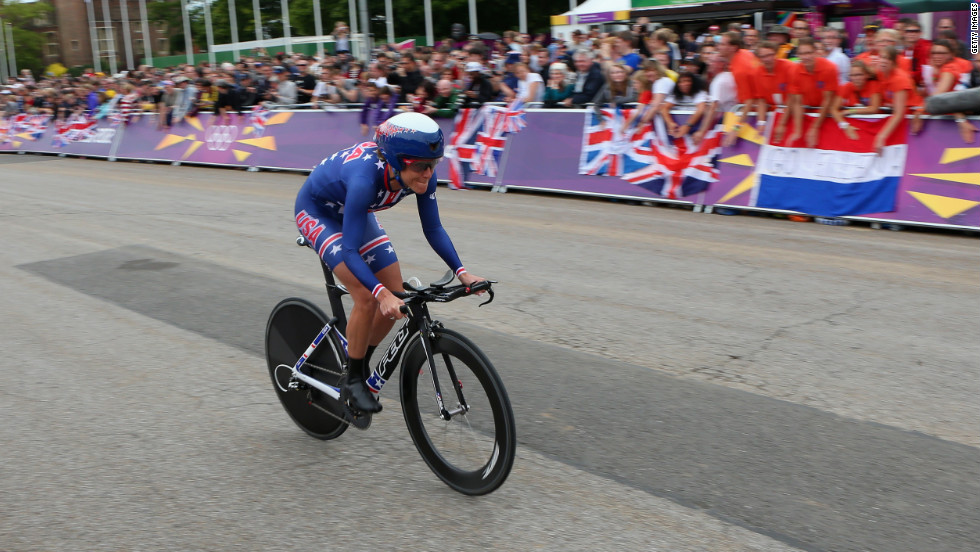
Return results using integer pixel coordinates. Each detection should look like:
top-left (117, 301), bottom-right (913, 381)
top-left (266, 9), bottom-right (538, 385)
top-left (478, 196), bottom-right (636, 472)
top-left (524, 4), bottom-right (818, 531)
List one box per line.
top-left (320, 261), bottom-right (348, 336)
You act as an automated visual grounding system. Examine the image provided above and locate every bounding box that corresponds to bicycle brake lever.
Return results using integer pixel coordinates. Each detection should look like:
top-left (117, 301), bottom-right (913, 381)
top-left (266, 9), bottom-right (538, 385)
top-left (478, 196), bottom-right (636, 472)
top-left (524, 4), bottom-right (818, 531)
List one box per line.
top-left (478, 287), bottom-right (494, 307)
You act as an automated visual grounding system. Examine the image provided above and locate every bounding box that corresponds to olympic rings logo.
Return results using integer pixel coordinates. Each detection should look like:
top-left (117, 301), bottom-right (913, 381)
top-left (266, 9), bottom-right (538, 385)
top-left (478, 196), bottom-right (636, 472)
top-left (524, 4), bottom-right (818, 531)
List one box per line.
top-left (205, 125), bottom-right (239, 151)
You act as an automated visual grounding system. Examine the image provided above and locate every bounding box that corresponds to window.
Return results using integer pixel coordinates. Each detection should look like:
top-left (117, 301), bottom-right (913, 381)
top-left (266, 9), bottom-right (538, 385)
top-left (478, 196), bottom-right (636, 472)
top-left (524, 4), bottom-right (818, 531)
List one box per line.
top-left (158, 38), bottom-right (168, 55)
top-left (71, 40), bottom-right (80, 51)
top-left (46, 32), bottom-right (59, 57)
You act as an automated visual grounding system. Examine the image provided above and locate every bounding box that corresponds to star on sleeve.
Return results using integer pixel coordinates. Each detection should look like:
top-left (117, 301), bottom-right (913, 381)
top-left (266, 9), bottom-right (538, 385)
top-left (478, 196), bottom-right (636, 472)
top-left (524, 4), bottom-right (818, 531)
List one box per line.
top-left (363, 153), bottom-right (373, 161)
top-left (375, 160), bottom-right (385, 170)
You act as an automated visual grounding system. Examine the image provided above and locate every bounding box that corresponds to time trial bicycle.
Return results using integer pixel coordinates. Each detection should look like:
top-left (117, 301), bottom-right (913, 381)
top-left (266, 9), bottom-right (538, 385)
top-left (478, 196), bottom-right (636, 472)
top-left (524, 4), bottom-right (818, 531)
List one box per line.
top-left (264, 236), bottom-right (516, 495)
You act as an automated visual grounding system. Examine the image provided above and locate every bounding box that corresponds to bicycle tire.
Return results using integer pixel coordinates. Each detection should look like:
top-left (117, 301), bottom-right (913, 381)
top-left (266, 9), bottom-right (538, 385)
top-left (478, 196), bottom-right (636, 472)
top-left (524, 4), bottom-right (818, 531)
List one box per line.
top-left (265, 298), bottom-right (348, 440)
top-left (400, 328), bottom-right (516, 495)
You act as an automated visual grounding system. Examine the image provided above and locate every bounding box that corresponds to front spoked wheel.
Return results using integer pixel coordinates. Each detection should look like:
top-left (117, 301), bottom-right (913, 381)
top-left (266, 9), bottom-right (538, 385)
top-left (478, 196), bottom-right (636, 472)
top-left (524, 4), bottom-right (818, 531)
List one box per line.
top-left (265, 298), bottom-right (348, 440)
top-left (400, 328), bottom-right (516, 495)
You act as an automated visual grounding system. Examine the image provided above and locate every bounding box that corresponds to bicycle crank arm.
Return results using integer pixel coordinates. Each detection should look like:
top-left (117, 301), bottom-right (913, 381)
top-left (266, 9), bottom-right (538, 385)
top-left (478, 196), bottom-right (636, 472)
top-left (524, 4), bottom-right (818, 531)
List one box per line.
top-left (287, 367), bottom-right (342, 400)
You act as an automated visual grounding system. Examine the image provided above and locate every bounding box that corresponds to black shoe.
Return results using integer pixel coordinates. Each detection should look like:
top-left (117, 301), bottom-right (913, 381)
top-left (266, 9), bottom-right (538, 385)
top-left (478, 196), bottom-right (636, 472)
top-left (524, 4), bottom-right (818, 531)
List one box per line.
top-left (341, 376), bottom-right (383, 414)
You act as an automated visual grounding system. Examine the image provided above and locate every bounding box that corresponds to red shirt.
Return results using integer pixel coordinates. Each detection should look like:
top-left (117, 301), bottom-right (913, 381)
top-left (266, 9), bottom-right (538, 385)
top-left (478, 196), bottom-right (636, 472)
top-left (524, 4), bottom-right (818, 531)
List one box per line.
top-left (856, 51), bottom-right (913, 74)
top-left (788, 58), bottom-right (839, 107)
top-left (755, 58), bottom-right (794, 106)
top-left (879, 68), bottom-right (921, 110)
top-left (903, 38), bottom-right (932, 81)
top-left (730, 48), bottom-right (761, 103)
top-left (838, 80), bottom-right (882, 108)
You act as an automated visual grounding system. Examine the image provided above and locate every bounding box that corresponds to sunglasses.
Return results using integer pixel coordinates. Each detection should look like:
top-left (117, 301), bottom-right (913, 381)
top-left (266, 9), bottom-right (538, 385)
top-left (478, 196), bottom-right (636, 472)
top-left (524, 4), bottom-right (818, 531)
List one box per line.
top-left (403, 158), bottom-right (441, 171)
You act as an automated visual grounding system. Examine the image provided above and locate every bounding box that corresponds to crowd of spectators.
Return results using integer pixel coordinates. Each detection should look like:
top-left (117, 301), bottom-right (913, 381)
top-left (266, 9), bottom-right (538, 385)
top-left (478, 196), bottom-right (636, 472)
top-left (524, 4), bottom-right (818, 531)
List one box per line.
top-left (1, 16), bottom-right (977, 141)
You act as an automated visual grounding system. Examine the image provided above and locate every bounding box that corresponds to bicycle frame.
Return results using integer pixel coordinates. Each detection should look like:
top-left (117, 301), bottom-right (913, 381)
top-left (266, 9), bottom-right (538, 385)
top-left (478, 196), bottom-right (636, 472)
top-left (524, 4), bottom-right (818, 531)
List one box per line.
top-left (282, 298), bottom-right (461, 420)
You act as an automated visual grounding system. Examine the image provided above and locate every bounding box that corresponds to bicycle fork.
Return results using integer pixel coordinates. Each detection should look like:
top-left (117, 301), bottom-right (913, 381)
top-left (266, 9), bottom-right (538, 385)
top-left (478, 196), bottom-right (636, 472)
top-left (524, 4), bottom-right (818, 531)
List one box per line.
top-left (378, 306), bottom-right (469, 421)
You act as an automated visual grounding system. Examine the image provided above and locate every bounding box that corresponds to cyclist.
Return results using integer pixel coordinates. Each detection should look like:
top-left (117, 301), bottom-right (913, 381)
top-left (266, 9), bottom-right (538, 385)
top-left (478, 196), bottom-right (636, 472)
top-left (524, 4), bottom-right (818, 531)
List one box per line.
top-left (294, 112), bottom-right (485, 414)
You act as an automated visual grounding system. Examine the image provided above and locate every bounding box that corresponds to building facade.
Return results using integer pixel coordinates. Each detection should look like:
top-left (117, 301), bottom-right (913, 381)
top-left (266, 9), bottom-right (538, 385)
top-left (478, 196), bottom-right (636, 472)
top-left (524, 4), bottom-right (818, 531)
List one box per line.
top-left (35, 0), bottom-right (171, 71)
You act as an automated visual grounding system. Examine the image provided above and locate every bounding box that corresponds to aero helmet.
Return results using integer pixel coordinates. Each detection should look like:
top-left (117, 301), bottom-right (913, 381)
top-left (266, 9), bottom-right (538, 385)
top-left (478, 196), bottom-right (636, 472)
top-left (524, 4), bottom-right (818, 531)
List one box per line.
top-left (374, 112), bottom-right (444, 172)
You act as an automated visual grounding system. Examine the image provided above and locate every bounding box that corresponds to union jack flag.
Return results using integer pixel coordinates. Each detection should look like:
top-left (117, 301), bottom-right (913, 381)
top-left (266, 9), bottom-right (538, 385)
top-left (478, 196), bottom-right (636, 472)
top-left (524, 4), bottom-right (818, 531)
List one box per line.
top-left (620, 116), bottom-right (723, 199)
top-left (24, 115), bottom-right (51, 141)
top-left (250, 104), bottom-right (271, 137)
top-left (444, 101), bottom-right (529, 190)
top-left (444, 107), bottom-right (484, 190)
top-left (578, 107), bottom-right (648, 177)
top-left (52, 115), bottom-right (96, 148)
top-left (471, 108), bottom-right (508, 177)
top-left (501, 98), bottom-right (527, 133)
top-left (0, 117), bottom-right (11, 144)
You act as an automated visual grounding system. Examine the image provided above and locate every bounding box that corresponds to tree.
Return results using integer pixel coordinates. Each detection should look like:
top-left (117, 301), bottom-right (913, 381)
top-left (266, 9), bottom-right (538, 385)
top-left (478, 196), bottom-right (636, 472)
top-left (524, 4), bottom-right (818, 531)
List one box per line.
top-left (0, 0), bottom-right (54, 78)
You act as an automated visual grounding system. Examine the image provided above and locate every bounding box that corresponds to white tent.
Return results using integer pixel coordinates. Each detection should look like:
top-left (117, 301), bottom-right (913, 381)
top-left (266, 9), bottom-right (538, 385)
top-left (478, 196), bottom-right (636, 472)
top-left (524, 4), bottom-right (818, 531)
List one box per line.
top-left (550, 0), bottom-right (632, 40)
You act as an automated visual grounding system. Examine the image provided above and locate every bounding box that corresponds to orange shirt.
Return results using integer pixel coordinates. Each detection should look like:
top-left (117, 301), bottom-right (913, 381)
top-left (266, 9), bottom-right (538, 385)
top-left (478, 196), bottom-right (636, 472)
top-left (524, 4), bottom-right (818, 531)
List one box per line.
top-left (788, 58), bottom-right (839, 107)
top-left (730, 48), bottom-right (762, 103)
top-left (855, 51), bottom-right (913, 73)
top-left (878, 68), bottom-right (921, 110)
top-left (755, 58), bottom-right (794, 106)
top-left (838, 80), bottom-right (882, 108)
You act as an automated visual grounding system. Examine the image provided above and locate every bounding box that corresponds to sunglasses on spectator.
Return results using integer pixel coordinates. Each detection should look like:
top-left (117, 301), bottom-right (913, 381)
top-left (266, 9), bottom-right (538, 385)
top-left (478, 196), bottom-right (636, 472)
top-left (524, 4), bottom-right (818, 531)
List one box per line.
top-left (905, 29), bottom-right (921, 33)
top-left (402, 158), bottom-right (441, 172)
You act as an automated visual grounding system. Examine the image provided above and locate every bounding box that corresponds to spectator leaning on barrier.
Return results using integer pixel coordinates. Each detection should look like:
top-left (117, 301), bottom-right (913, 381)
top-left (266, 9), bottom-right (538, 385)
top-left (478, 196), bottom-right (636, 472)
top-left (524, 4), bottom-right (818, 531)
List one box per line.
top-left (719, 31), bottom-right (762, 143)
top-left (504, 62), bottom-right (544, 103)
top-left (428, 79), bottom-right (462, 118)
top-left (777, 37), bottom-right (839, 148)
top-left (624, 59), bottom-right (673, 129)
top-left (156, 80), bottom-right (181, 130)
top-left (591, 63), bottom-right (637, 116)
top-left (753, 40), bottom-right (794, 128)
top-left (542, 62), bottom-right (574, 108)
top-left (832, 59), bottom-right (883, 140)
top-left (856, 29), bottom-right (912, 74)
top-left (567, 49), bottom-right (603, 108)
top-left (214, 80), bottom-right (243, 123)
top-left (875, 46), bottom-right (923, 152)
top-left (922, 40), bottom-right (975, 142)
top-left (661, 72), bottom-right (710, 139)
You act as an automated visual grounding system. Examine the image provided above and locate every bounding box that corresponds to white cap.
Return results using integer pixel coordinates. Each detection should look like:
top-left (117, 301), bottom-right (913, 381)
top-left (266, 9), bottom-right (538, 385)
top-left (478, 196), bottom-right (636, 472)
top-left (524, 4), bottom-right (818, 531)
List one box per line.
top-left (464, 61), bottom-right (484, 72)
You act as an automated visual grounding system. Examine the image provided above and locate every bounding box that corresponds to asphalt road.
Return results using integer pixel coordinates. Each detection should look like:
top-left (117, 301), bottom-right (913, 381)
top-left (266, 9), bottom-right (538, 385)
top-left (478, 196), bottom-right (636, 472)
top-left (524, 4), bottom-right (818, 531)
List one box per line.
top-left (1, 155), bottom-right (977, 551)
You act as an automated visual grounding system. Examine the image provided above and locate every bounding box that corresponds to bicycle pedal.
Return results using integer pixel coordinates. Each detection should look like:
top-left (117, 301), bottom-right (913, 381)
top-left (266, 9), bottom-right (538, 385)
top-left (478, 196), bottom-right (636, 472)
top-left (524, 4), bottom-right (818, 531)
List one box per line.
top-left (287, 377), bottom-right (309, 391)
top-left (345, 405), bottom-right (373, 430)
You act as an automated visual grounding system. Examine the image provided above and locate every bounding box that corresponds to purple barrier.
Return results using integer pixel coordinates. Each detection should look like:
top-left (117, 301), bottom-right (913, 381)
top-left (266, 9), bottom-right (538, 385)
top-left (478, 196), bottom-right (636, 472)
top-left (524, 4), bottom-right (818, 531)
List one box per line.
top-left (4, 109), bottom-right (977, 230)
top-left (114, 112), bottom-right (278, 165)
top-left (110, 111), bottom-right (496, 187)
top-left (0, 115), bottom-right (117, 157)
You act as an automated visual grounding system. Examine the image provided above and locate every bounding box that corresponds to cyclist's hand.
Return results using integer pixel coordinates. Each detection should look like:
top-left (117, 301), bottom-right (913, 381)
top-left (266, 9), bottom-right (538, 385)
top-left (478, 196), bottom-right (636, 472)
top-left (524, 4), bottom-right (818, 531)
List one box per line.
top-left (378, 290), bottom-right (406, 319)
top-left (458, 272), bottom-right (488, 295)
